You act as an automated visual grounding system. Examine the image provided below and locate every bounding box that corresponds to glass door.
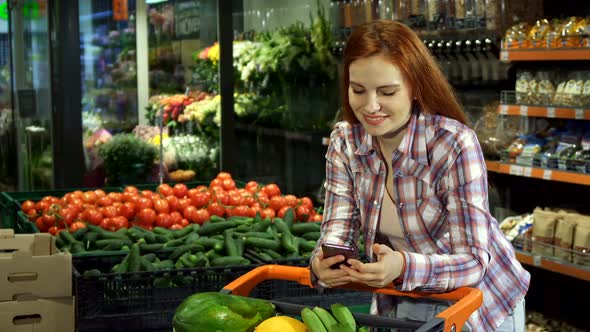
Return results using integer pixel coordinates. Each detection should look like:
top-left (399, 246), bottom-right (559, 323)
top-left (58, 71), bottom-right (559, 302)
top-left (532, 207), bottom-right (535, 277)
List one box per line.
top-left (10, 0), bottom-right (53, 190)
top-left (0, 1), bottom-right (14, 191)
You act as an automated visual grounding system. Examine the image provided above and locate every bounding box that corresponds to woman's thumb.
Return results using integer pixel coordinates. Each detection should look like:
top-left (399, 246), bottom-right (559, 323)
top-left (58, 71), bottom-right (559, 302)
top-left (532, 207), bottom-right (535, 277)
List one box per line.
top-left (372, 243), bottom-right (383, 255)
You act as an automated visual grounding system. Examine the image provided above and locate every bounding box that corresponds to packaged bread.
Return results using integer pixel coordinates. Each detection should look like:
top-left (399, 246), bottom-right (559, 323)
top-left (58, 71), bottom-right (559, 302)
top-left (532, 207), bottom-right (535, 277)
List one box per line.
top-left (515, 71), bottom-right (533, 104)
top-left (532, 207), bottom-right (558, 257)
top-left (504, 22), bottom-right (530, 48)
top-left (528, 19), bottom-right (552, 48)
top-left (572, 214), bottom-right (590, 266)
top-left (554, 212), bottom-right (578, 262)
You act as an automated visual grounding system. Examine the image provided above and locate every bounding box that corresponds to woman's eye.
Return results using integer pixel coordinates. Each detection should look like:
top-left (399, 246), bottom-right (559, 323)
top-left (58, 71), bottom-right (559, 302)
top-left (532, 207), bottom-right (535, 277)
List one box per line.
top-left (381, 91), bottom-right (396, 96)
top-left (351, 89), bottom-right (364, 94)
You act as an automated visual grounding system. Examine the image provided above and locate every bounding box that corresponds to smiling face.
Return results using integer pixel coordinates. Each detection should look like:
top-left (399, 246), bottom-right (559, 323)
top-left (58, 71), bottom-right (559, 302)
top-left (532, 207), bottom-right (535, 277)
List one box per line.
top-left (348, 53), bottom-right (413, 137)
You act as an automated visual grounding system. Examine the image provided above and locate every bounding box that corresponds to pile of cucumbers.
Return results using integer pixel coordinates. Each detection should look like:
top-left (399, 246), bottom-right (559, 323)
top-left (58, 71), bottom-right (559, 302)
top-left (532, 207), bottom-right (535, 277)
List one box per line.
top-left (75, 209), bottom-right (323, 276)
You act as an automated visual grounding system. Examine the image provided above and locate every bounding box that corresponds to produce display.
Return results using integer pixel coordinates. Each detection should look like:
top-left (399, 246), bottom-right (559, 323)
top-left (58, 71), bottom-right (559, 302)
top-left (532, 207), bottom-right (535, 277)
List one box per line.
top-left (172, 292), bottom-right (370, 332)
top-left (504, 16), bottom-right (590, 49)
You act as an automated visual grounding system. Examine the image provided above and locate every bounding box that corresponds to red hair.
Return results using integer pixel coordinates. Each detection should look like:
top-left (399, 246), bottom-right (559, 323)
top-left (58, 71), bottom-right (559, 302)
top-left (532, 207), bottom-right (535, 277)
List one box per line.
top-left (341, 20), bottom-right (470, 126)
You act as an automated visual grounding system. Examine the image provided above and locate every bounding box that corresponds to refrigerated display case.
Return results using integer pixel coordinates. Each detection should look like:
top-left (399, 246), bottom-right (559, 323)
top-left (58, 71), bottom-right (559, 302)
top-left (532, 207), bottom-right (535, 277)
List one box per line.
top-left (0, 11), bottom-right (14, 192)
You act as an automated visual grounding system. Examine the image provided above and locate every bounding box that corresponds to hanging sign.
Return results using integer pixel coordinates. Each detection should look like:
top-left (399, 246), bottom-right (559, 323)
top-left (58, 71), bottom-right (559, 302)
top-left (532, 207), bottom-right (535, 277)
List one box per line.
top-left (174, 0), bottom-right (200, 40)
top-left (113, 0), bottom-right (129, 21)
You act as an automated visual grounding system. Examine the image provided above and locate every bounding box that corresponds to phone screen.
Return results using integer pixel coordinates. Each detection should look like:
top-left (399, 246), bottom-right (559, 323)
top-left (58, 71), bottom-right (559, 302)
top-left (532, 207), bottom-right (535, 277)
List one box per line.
top-left (321, 243), bottom-right (357, 269)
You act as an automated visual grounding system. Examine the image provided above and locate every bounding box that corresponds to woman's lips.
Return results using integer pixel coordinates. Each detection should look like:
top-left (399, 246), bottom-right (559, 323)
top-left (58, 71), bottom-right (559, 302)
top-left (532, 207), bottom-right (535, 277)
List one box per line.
top-left (364, 114), bottom-right (389, 126)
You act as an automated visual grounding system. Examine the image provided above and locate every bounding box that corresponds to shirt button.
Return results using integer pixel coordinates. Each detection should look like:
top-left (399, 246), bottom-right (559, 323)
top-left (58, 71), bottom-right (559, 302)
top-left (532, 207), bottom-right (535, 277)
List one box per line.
top-left (405, 232), bottom-right (412, 239)
top-left (368, 229), bottom-right (373, 234)
top-left (373, 200), bottom-right (379, 206)
top-left (398, 202), bottom-right (404, 208)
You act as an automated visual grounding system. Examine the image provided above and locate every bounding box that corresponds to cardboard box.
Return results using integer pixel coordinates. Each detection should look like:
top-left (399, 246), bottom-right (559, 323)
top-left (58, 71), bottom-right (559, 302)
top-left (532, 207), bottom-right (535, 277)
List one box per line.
top-left (0, 230), bottom-right (72, 302)
top-left (0, 297), bottom-right (74, 332)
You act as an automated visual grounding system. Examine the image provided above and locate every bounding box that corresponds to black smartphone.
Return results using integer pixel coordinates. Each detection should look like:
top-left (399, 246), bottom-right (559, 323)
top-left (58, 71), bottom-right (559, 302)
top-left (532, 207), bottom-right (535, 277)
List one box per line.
top-left (321, 242), bottom-right (357, 269)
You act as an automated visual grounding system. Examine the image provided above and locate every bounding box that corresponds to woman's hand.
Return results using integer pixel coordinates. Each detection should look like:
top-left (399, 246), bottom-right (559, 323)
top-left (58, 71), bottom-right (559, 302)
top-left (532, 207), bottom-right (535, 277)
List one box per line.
top-left (311, 250), bottom-right (353, 288)
top-left (341, 244), bottom-right (404, 288)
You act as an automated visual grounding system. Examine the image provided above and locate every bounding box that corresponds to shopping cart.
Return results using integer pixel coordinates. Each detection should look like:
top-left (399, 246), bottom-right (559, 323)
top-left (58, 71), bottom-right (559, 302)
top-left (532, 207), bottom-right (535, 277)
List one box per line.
top-left (222, 265), bottom-right (483, 332)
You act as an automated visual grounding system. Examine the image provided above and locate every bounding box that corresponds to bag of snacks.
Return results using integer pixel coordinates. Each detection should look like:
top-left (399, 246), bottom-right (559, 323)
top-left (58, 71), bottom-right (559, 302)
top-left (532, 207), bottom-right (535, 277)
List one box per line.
top-left (554, 212), bottom-right (578, 262)
top-left (572, 215), bottom-right (590, 266)
top-left (532, 207), bottom-right (558, 257)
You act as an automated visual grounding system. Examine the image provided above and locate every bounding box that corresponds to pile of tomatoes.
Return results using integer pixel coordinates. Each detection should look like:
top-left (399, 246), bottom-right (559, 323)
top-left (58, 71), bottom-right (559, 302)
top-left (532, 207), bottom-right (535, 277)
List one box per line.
top-left (20, 172), bottom-right (322, 235)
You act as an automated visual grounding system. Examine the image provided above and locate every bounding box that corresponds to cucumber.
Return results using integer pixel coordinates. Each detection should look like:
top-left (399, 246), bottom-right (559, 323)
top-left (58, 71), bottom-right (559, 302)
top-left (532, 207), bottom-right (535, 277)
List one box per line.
top-left (83, 232), bottom-right (99, 249)
top-left (239, 231), bottom-right (275, 240)
top-left (262, 249), bottom-right (284, 260)
top-left (153, 227), bottom-right (173, 236)
top-left (139, 243), bottom-right (164, 253)
top-left (211, 234), bottom-right (224, 241)
top-left (172, 226), bottom-right (194, 239)
top-left (228, 216), bottom-right (254, 225)
top-left (158, 259), bottom-right (174, 270)
top-left (112, 255), bottom-right (129, 273)
top-left (179, 253), bottom-right (195, 268)
top-left (291, 222), bottom-right (321, 235)
top-left (244, 237), bottom-right (281, 251)
top-left (298, 238), bottom-right (317, 252)
top-left (155, 234), bottom-right (171, 243)
top-left (83, 269), bottom-right (101, 277)
top-left (169, 244), bottom-right (205, 262)
top-left (210, 256), bottom-right (250, 267)
top-left (235, 224), bottom-right (252, 232)
top-left (194, 237), bottom-right (224, 251)
top-left (140, 256), bottom-right (155, 271)
top-left (272, 218), bottom-right (289, 233)
top-left (183, 232), bottom-right (200, 245)
top-left (235, 237), bottom-right (245, 257)
top-left (301, 231), bottom-right (322, 241)
top-left (59, 231), bottom-right (77, 245)
top-left (164, 237), bottom-right (187, 248)
top-left (272, 221), bottom-right (297, 253)
top-left (209, 215), bottom-right (226, 223)
top-left (252, 218), bottom-right (272, 232)
top-left (224, 230), bottom-right (238, 257)
top-left (193, 252), bottom-right (209, 267)
top-left (198, 221), bottom-right (236, 236)
top-left (257, 251), bottom-right (274, 262)
top-left (72, 227), bottom-right (90, 241)
top-left (127, 243), bottom-right (141, 272)
top-left (204, 249), bottom-right (220, 261)
top-left (283, 208), bottom-right (295, 229)
top-left (143, 253), bottom-right (157, 262)
top-left (55, 236), bottom-right (65, 249)
top-left (70, 242), bottom-right (86, 254)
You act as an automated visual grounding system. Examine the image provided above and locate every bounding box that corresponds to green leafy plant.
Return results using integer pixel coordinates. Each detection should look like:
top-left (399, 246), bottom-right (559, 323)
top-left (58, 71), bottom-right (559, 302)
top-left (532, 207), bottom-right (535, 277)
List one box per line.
top-left (98, 134), bottom-right (158, 185)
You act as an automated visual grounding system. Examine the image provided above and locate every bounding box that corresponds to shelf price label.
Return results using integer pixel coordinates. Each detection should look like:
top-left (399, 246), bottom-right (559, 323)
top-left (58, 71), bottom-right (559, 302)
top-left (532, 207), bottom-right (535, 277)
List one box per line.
top-left (575, 108), bottom-right (584, 119)
top-left (546, 107), bottom-right (556, 118)
top-left (542, 169), bottom-right (552, 180)
top-left (500, 51), bottom-right (509, 61)
top-left (533, 255), bottom-right (541, 267)
top-left (500, 105), bottom-right (508, 115)
top-left (523, 167), bottom-right (533, 177)
top-left (519, 105), bottom-right (528, 116)
top-left (509, 165), bottom-right (524, 176)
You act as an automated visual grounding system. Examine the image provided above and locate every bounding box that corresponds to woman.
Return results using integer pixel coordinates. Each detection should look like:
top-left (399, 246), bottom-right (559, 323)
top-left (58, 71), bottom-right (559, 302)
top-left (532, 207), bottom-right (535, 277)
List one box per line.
top-left (310, 20), bottom-right (530, 332)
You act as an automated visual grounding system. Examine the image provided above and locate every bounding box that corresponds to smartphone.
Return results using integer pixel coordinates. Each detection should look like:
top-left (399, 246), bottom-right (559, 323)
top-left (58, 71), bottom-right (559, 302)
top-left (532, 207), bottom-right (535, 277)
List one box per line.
top-left (321, 242), bottom-right (357, 269)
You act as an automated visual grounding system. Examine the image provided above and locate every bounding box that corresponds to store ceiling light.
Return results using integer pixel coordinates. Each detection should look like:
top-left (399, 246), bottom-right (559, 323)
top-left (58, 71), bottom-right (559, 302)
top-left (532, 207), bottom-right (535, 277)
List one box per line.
top-left (146, 0), bottom-right (168, 4)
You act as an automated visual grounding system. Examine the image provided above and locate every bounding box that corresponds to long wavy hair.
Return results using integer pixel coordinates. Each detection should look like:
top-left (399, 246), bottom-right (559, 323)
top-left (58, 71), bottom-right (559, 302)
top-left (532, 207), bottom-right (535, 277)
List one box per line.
top-left (341, 20), bottom-right (470, 126)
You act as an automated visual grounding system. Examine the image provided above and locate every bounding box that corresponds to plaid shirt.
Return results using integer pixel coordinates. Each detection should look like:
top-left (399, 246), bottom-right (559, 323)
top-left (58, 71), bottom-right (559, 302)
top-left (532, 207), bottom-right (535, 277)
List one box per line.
top-left (313, 110), bottom-right (530, 331)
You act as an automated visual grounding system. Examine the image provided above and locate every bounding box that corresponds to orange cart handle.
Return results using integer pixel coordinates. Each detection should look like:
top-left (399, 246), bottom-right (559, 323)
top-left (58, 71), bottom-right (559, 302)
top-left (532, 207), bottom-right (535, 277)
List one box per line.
top-left (222, 265), bottom-right (482, 332)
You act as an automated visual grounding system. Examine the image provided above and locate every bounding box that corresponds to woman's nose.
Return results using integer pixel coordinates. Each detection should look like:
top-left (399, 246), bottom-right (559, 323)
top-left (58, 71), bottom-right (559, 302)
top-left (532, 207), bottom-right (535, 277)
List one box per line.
top-left (363, 95), bottom-right (380, 113)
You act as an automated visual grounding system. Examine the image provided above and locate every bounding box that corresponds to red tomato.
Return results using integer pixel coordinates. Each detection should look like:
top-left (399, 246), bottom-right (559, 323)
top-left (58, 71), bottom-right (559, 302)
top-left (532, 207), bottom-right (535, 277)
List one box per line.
top-left (48, 226), bottom-right (61, 236)
top-left (170, 224), bottom-right (184, 230)
top-left (59, 208), bottom-right (77, 226)
top-left (232, 205), bottom-right (249, 217)
top-left (155, 213), bottom-right (173, 228)
top-left (117, 202), bottom-right (136, 220)
top-left (107, 192), bottom-right (123, 203)
top-left (100, 218), bottom-right (115, 231)
top-left (283, 195), bottom-right (298, 208)
top-left (261, 208), bottom-right (276, 219)
top-left (312, 214), bottom-right (323, 222)
top-left (228, 194), bottom-right (243, 206)
top-left (35, 200), bottom-right (49, 213)
top-left (111, 216), bottom-right (129, 230)
top-left (157, 184), bottom-right (173, 197)
top-left (173, 183), bottom-right (188, 198)
top-left (136, 197), bottom-right (153, 211)
top-left (180, 218), bottom-right (190, 227)
top-left (269, 196), bottom-right (286, 212)
top-left (86, 208), bottom-right (104, 226)
top-left (169, 211), bottom-right (183, 225)
top-left (25, 209), bottom-right (37, 221)
top-left (94, 189), bottom-right (107, 198)
top-left (255, 191), bottom-right (269, 207)
top-left (141, 190), bottom-right (154, 197)
top-left (124, 186), bottom-right (139, 194)
top-left (35, 217), bottom-right (47, 232)
top-left (215, 191), bottom-right (230, 206)
top-left (277, 206), bottom-right (290, 219)
top-left (136, 208), bottom-right (157, 226)
top-left (216, 172), bottom-right (232, 180)
top-left (245, 181), bottom-right (259, 192)
top-left (42, 214), bottom-right (56, 228)
top-left (21, 200), bottom-right (35, 212)
top-left (263, 184), bottom-right (281, 198)
top-left (183, 206), bottom-right (197, 222)
top-left (69, 221), bottom-right (86, 233)
top-left (207, 202), bottom-right (225, 217)
top-left (209, 178), bottom-right (222, 188)
top-left (195, 185), bottom-right (208, 192)
top-left (97, 196), bottom-right (113, 207)
top-left (102, 205), bottom-right (118, 218)
top-left (82, 191), bottom-right (97, 204)
top-left (300, 197), bottom-right (314, 209)
top-left (153, 199), bottom-right (170, 214)
top-left (296, 205), bottom-right (312, 222)
top-left (192, 209), bottom-right (210, 225)
top-left (177, 198), bottom-right (192, 212)
top-left (221, 178), bottom-right (236, 191)
top-left (166, 195), bottom-right (179, 212)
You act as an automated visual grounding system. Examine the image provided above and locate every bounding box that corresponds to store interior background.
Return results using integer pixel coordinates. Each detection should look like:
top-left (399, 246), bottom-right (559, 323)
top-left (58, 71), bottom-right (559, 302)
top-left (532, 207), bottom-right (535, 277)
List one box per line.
top-left (0, 1), bottom-right (589, 330)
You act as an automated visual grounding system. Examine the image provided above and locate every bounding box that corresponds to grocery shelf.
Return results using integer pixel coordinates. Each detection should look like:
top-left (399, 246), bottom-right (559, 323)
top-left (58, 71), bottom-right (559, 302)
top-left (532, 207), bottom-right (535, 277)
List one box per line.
top-left (500, 49), bottom-right (590, 61)
top-left (485, 161), bottom-right (590, 186)
top-left (514, 249), bottom-right (590, 282)
top-left (497, 104), bottom-right (590, 120)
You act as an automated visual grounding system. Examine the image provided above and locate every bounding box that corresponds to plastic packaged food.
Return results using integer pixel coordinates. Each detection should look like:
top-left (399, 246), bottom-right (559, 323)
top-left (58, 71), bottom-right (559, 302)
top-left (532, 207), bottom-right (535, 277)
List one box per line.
top-left (515, 71), bottom-right (533, 104)
top-left (474, 102), bottom-right (520, 159)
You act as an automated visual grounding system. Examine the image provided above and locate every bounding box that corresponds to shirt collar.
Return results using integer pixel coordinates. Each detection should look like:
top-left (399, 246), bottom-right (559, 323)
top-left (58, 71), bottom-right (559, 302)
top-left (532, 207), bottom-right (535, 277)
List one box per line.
top-left (354, 108), bottom-right (429, 167)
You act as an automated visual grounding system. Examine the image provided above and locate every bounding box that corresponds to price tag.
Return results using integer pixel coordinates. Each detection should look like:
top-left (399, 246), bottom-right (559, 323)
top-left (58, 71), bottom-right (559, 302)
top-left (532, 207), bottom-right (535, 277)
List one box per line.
top-left (546, 107), bottom-right (556, 118)
top-left (575, 108), bottom-right (584, 119)
top-left (500, 51), bottom-right (509, 61)
top-left (500, 105), bottom-right (508, 115)
top-left (322, 137), bottom-right (330, 146)
top-left (542, 169), bottom-right (552, 180)
top-left (533, 255), bottom-right (541, 266)
top-left (519, 105), bottom-right (528, 116)
top-left (509, 165), bottom-right (524, 176)
top-left (523, 167), bottom-right (533, 177)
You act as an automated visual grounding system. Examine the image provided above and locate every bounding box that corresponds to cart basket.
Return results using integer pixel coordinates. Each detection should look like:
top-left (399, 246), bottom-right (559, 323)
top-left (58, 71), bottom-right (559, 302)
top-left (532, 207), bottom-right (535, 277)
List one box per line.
top-left (221, 265), bottom-right (483, 332)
